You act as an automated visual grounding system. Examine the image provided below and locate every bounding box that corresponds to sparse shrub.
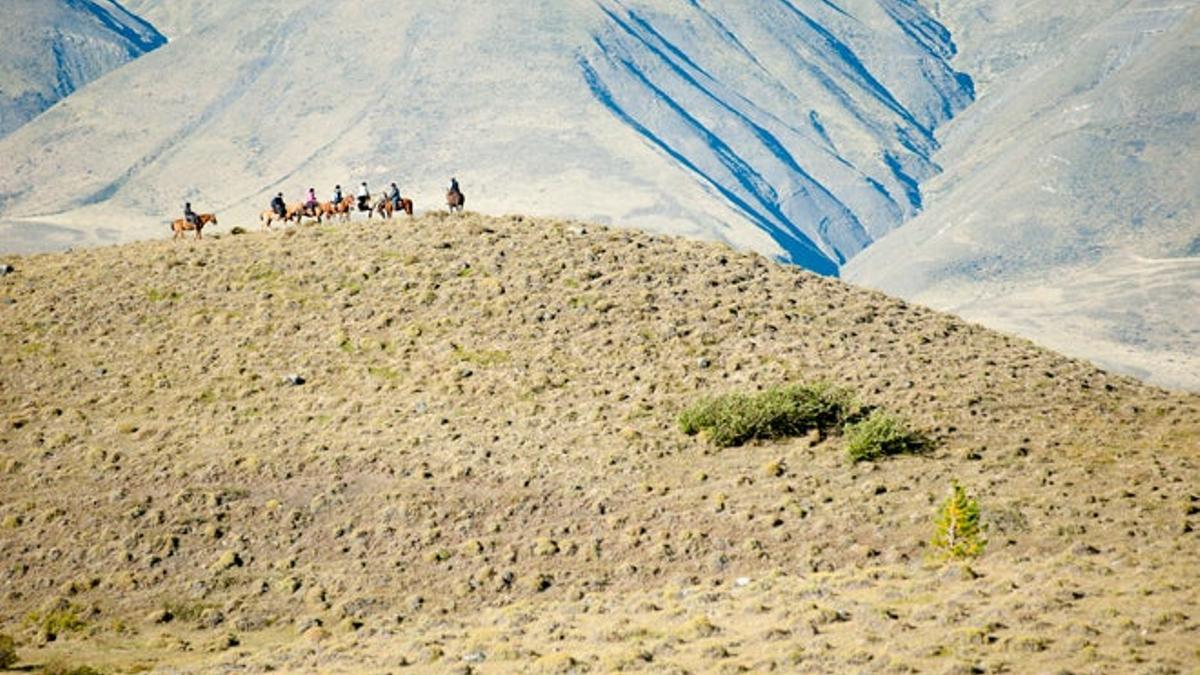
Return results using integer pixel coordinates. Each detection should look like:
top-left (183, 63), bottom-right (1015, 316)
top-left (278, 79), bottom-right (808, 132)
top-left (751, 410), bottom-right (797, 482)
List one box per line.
top-left (230, 226), bottom-right (247, 235)
top-left (678, 382), bottom-right (855, 447)
top-left (26, 602), bottom-right (86, 641)
top-left (160, 601), bottom-right (214, 623)
top-left (678, 615), bottom-right (720, 639)
top-left (0, 632), bottom-right (18, 669)
top-left (931, 481), bottom-right (986, 560)
top-left (453, 345), bottom-right (511, 367)
top-left (533, 537), bottom-right (560, 556)
top-left (144, 287), bottom-right (180, 303)
top-left (844, 410), bottom-right (928, 462)
top-left (40, 660), bottom-right (104, 675)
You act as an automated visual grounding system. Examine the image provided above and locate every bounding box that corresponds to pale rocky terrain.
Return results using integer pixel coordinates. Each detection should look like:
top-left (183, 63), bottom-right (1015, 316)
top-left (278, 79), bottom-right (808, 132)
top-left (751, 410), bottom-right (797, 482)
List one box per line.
top-left (0, 0), bottom-right (973, 273)
top-left (0, 0), bottom-right (165, 138)
top-left (1, 213), bottom-right (1198, 672)
top-left (846, 0), bottom-right (1200, 391)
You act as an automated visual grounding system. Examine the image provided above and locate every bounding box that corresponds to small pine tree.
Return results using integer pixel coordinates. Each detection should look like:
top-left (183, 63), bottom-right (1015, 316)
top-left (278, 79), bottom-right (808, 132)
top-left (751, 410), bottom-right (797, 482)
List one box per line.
top-left (931, 481), bottom-right (985, 560)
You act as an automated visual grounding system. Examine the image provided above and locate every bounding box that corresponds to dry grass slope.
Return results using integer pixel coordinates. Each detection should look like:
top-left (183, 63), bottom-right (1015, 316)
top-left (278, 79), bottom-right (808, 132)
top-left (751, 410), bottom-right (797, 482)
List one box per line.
top-left (1, 213), bottom-right (1198, 673)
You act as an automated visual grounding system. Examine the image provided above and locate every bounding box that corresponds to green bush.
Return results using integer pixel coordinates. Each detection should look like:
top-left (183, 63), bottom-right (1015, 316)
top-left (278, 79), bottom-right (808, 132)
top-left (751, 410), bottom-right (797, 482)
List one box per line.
top-left (679, 383), bottom-right (855, 447)
top-left (25, 603), bottom-right (86, 642)
top-left (931, 481), bottom-right (986, 560)
top-left (0, 632), bottom-right (17, 669)
top-left (844, 409), bottom-right (927, 462)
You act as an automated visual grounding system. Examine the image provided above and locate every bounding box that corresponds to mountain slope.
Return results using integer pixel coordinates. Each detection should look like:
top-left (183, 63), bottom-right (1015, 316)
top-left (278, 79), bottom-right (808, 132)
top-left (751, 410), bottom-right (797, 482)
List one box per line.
top-left (0, 0), bottom-right (973, 272)
top-left (0, 0), bottom-right (165, 139)
top-left (1, 214), bottom-right (1197, 671)
top-left (846, 0), bottom-right (1200, 390)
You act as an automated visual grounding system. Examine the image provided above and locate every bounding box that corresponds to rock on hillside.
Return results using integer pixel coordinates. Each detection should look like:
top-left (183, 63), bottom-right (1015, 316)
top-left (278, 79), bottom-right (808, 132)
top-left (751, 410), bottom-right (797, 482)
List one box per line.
top-left (845, 0), bottom-right (1200, 391)
top-left (1, 214), bottom-right (1197, 671)
top-left (0, 0), bottom-right (165, 139)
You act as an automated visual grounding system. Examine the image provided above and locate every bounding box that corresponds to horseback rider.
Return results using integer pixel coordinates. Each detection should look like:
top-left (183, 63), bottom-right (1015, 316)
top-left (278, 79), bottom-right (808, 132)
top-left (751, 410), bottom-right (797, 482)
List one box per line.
top-left (271, 192), bottom-right (286, 218)
top-left (388, 182), bottom-right (401, 210)
top-left (183, 202), bottom-right (198, 226)
top-left (304, 187), bottom-right (318, 215)
top-left (332, 184), bottom-right (343, 205)
top-left (449, 177), bottom-right (460, 195)
top-left (357, 181), bottom-right (371, 211)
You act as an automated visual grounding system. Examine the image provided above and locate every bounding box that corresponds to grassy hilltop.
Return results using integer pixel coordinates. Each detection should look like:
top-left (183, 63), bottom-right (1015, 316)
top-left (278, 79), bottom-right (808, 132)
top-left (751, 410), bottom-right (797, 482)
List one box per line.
top-left (1, 213), bottom-right (1198, 673)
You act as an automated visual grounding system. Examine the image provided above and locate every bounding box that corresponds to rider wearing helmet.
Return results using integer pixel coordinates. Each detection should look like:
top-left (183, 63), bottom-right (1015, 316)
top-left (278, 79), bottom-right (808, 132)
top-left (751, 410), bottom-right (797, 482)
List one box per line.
top-left (449, 177), bottom-right (460, 195)
top-left (183, 202), bottom-right (197, 226)
top-left (388, 182), bottom-right (401, 210)
top-left (271, 192), bottom-right (286, 218)
top-left (332, 184), bottom-right (343, 205)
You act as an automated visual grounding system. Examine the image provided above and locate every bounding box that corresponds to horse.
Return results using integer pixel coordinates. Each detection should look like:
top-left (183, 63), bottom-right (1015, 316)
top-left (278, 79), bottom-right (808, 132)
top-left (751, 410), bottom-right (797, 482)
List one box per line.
top-left (260, 205), bottom-right (303, 229)
top-left (371, 196), bottom-right (414, 219)
top-left (171, 213), bottom-right (218, 240)
top-left (294, 202), bottom-right (323, 225)
top-left (318, 197), bottom-right (355, 223)
top-left (447, 189), bottom-right (465, 213)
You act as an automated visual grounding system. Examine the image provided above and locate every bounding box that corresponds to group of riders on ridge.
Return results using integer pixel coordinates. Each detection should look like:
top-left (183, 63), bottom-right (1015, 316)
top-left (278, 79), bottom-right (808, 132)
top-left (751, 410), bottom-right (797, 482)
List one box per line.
top-left (180, 177), bottom-right (463, 228)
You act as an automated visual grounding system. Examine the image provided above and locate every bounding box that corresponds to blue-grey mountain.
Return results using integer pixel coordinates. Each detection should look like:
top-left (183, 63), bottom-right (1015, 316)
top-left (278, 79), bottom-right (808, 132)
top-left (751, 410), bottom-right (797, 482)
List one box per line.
top-left (0, 0), bottom-right (165, 138)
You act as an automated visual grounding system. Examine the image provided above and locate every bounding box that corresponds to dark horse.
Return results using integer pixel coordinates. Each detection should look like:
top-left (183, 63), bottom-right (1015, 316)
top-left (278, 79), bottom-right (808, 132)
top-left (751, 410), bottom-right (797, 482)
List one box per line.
top-left (447, 189), bottom-right (465, 213)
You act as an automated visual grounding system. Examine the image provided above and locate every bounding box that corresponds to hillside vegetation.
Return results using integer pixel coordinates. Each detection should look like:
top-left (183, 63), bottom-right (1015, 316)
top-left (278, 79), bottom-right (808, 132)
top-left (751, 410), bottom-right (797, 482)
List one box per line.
top-left (1, 213), bottom-right (1198, 672)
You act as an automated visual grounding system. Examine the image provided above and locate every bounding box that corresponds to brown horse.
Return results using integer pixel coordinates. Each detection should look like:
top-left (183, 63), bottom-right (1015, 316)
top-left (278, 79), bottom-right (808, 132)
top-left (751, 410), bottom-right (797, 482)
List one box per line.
top-left (294, 202), bottom-right (323, 225)
top-left (260, 205), bottom-right (303, 229)
top-left (318, 197), bottom-right (355, 223)
top-left (447, 189), bottom-right (465, 213)
top-left (371, 196), bottom-right (414, 219)
top-left (171, 213), bottom-right (218, 240)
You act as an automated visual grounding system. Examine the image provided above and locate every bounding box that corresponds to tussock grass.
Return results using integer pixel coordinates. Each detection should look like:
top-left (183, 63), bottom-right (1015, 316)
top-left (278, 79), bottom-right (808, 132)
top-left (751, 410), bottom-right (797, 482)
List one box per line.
top-left (2, 212), bottom-right (1196, 673)
top-left (0, 633), bottom-right (17, 669)
top-left (25, 603), bottom-right (86, 641)
top-left (41, 661), bottom-right (105, 675)
top-left (679, 383), bottom-right (855, 447)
